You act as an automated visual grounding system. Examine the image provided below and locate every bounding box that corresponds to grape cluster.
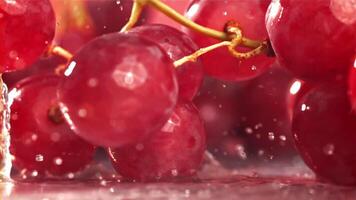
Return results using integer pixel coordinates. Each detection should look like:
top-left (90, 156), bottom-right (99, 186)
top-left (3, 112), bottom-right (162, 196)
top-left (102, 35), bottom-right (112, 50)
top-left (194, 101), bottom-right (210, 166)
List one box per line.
top-left (1, 0), bottom-right (356, 185)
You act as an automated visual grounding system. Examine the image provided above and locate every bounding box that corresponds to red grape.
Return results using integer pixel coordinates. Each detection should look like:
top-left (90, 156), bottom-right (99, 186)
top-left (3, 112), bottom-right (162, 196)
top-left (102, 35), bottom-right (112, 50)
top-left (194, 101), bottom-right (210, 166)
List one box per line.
top-left (239, 66), bottom-right (297, 158)
top-left (86, 0), bottom-right (133, 35)
top-left (9, 75), bottom-right (95, 176)
top-left (3, 55), bottom-right (66, 89)
top-left (293, 83), bottom-right (356, 185)
top-left (129, 24), bottom-right (204, 100)
top-left (287, 80), bottom-right (315, 121)
top-left (266, 0), bottom-right (356, 81)
top-left (108, 101), bottom-right (206, 181)
top-left (0, 0), bottom-right (56, 72)
top-left (58, 33), bottom-right (178, 147)
top-left (184, 0), bottom-right (274, 81)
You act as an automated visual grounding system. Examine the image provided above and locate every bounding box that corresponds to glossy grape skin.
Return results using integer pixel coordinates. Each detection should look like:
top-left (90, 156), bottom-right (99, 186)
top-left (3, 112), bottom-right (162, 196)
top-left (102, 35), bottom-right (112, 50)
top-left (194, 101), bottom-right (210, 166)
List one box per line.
top-left (58, 33), bottom-right (178, 148)
top-left (287, 80), bottom-right (315, 121)
top-left (129, 24), bottom-right (204, 100)
top-left (9, 75), bottom-right (95, 176)
top-left (292, 83), bottom-right (356, 185)
top-left (0, 0), bottom-right (56, 72)
top-left (184, 0), bottom-right (274, 81)
top-left (266, 0), bottom-right (356, 81)
top-left (108, 101), bottom-right (206, 181)
top-left (239, 66), bottom-right (297, 158)
top-left (348, 56), bottom-right (356, 108)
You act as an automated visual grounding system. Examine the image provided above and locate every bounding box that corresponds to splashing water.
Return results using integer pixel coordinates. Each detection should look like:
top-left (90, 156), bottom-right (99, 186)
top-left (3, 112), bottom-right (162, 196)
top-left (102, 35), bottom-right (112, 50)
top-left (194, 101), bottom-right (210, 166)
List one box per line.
top-left (0, 77), bottom-right (11, 181)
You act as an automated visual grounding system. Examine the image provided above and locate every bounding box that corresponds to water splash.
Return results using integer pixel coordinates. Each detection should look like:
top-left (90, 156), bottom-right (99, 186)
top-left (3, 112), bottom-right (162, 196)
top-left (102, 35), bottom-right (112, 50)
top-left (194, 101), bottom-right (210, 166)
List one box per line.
top-left (0, 78), bottom-right (12, 181)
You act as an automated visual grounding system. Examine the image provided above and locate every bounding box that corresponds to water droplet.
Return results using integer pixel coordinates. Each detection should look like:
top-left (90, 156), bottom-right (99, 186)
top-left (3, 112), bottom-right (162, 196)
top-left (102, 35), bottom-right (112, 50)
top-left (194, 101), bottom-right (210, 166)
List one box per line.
top-left (31, 170), bottom-right (38, 177)
top-left (185, 189), bottom-right (191, 197)
top-left (245, 127), bottom-right (253, 134)
top-left (236, 145), bottom-right (247, 160)
top-left (279, 135), bottom-right (286, 141)
top-left (323, 144), bottom-right (335, 155)
top-left (87, 78), bottom-right (98, 88)
top-left (301, 104), bottom-right (310, 111)
top-left (78, 108), bottom-right (87, 118)
top-left (31, 134), bottom-right (38, 141)
top-left (54, 157), bottom-right (63, 165)
top-left (268, 132), bottom-right (275, 140)
top-left (258, 149), bottom-right (265, 156)
top-left (35, 154), bottom-right (44, 162)
top-left (100, 180), bottom-right (107, 186)
top-left (254, 123), bottom-right (263, 129)
top-left (67, 173), bottom-right (75, 179)
top-left (171, 169), bottom-right (178, 176)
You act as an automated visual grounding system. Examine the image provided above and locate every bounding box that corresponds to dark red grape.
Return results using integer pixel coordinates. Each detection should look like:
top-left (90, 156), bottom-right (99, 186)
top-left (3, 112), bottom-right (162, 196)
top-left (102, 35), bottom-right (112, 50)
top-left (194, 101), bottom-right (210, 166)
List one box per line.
top-left (129, 24), bottom-right (204, 100)
top-left (86, 0), bottom-right (138, 36)
top-left (0, 0), bottom-right (56, 72)
top-left (9, 75), bottom-right (95, 176)
top-left (293, 83), bottom-right (356, 185)
top-left (193, 77), bottom-right (254, 164)
top-left (266, 0), bottom-right (356, 81)
top-left (3, 56), bottom-right (66, 89)
top-left (239, 66), bottom-right (297, 158)
top-left (108, 101), bottom-right (206, 181)
top-left (184, 0), bottom-right (274, 81)
top-left (58, 33), bottom-right (178, 147)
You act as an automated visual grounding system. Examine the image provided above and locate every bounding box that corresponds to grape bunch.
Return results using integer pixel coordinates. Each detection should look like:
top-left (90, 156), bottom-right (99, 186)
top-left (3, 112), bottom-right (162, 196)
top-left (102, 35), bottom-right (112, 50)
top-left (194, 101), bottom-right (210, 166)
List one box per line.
top-left (1, 0), bottom-right (356, 185)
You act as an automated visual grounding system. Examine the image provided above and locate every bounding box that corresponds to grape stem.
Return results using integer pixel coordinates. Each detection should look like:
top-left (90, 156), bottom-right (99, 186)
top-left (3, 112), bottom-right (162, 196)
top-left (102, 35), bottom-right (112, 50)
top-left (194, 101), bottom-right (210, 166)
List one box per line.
top-left (120, 0), bottom-right (145, 32)
top-left (174, 41), bottom-right (231, 67)
top-left (0, 75), bottom-right (11, 181)
top-left (47, 46), bottom-right (74, 75)
top-left (121, 0), bottom-right (272, 67)
top-left (48, 45), bottom-right (73, 61)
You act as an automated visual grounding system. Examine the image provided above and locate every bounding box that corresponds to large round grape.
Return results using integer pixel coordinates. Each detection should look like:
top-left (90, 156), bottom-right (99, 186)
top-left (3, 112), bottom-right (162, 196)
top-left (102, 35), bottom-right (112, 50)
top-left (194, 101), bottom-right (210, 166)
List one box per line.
top-left (184, 0), bottom-right (274, 81)
top-left (10, 75), bottom-right (95, 176)
top-left (266, 0), bottom-right (356, 81)
top-left (293, 83), bottom-right (356, 185)
top-left (58, 33), bottom-right (178, 147)
top-left (0, 0), bottom-right (56, 72)
top-left (108, 101), bottom-right (206, 181)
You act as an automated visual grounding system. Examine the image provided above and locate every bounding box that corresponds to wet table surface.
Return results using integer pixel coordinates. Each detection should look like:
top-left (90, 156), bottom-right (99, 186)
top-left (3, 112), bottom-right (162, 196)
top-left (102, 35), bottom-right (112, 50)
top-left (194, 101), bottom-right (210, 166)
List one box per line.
top-left (2, 158), bottom-right (356, 200)
top-left (2, 176), bottom-right (356, 200)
